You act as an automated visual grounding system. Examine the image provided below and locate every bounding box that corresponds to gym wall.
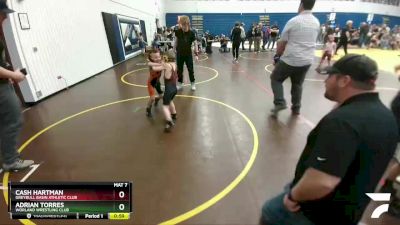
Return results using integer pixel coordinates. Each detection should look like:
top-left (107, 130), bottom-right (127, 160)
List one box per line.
top-left (165, 0), bottom-right (400, 36)
top-left (164, 0), bottom-right (400, 16)
top-left (166, 12), bottom-right (400, 36)
top-left (4, 0), bottom-right (164, 103)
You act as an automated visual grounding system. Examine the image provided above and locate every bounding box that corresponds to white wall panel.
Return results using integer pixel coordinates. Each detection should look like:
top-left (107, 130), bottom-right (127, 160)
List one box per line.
top-left (5, 0), bottom-right (161, 102)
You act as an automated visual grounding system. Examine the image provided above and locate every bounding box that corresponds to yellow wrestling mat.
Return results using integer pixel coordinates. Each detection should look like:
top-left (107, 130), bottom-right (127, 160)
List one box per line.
top-left (315, 48), bottom-right (399, 74)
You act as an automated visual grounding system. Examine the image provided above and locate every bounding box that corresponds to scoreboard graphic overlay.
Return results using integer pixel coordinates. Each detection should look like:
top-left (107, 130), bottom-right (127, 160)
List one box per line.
top-left (8, 182), bottom-right (132, 220)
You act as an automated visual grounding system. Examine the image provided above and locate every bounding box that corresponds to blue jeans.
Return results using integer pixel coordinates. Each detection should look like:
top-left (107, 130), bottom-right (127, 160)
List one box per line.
top-left (267, 37), bottom-right (277, 49)
top-left (0, 83), bottom-right (22, 164)
top-left (358, 33), bottom-right (367, 47)
top-left (262, 37), bottom-right (269, 49)
top-left (260, 185), bottom-right (315, 225)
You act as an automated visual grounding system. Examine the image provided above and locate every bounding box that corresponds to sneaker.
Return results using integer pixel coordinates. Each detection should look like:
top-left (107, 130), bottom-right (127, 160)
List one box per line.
top-left (270, 105), bottom-right (287, 114)
top-left (232, 59), bottom-right (236, 64)
top-left (191, 82), bottom-right (196, 91)
top-left (319, 70), bottom-right (328, 75)
top-left (164, 121), bottom-right (174, 133)
top-left (235, 59), bottom-right (239, 63)
top-left (172, 114), bottom-right (177, 122)
top-left (177, 82), bottom-right (183, 91)
top-left (154, 97), bottom-right (161, 107)
top-left (146, 107), bottom-right (152, 117)
top-left (3, 159), bottom-right (34, 172)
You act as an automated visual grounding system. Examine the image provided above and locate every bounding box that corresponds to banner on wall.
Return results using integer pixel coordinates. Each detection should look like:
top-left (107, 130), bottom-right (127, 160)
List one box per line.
top-left (102, 13), bottom-right (147, 64)
top-left (367, 13), bottom-right (374, 23)
top-left (383, 17), bottom-right (390, 25)
top-left (117, 15), bottom-right (142, 59)
top-left (329, 12), bottom-right (336, 21)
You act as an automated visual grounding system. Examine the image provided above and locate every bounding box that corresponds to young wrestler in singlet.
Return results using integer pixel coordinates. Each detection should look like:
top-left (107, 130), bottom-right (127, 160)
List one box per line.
top-left (316, 34), bottom-right (336, 73)
top-left (146, 49), bottom-right (164, 117)
top-left (149, 53), bottom-right (178, 132)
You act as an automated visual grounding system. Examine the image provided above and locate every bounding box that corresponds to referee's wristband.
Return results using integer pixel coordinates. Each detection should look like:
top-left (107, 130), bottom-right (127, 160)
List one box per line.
top-left (288, 190), bottom-right (298, 202)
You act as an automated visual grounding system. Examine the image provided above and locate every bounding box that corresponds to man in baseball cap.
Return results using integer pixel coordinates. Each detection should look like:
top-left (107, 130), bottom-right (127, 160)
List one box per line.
top-left (324, 54), bottom-right (378, 101)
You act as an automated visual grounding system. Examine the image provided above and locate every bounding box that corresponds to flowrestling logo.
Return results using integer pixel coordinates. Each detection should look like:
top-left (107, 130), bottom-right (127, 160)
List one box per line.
top-left (366, 193), bottom-right (391, 218)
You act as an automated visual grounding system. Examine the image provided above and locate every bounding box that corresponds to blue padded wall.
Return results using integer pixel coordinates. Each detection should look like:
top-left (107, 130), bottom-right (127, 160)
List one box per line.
top-left (166, 12), bottom-right (400, 36)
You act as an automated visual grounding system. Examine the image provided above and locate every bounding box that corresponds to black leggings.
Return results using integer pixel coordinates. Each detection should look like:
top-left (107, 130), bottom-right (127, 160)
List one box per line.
top-left (232, 42), bottom-right (240, 59)
top-left (150, 79), bottom-right (163, 95)
top-left (336, 40), bottom-right (348, 55)
top-left (177, 55), bottom-right (195, 83)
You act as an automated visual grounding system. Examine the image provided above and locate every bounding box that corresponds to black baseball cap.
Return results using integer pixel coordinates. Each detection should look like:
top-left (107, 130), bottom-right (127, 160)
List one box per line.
top-left (325, 54), bottom-right (378, 82)
top-left (0, 1), bottom-right (14, 14)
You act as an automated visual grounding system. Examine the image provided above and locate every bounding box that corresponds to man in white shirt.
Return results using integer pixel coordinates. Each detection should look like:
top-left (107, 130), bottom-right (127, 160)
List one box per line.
top-left (270, 0), bottom-right (320, 116)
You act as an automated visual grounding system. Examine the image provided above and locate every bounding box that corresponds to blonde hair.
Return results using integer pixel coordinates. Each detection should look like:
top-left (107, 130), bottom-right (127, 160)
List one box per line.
top-left (163, 50), bottom-right (176, 62)
top-left (179, 15), bottom-right (190, 27)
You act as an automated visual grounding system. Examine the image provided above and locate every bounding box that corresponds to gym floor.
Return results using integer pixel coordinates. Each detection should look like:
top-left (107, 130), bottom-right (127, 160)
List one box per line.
top-left (0, 47), bottom-right (399, 225)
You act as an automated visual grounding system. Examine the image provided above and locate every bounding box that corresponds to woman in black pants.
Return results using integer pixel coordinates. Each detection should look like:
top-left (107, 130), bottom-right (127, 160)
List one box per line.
top-left (335, 20), bottom-right (353, 55)
top-left (231, 22), bottom-right (242, 63)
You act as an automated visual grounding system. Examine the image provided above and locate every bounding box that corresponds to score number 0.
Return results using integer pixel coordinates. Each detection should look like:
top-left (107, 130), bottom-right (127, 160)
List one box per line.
top-left (118, 191), bottom-right (126, 211)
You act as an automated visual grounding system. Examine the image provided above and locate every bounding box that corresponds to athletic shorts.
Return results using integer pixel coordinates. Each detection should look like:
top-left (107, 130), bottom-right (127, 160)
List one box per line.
top-left (147, 78), bottom-right (162, 97)
top-left (163, 85), bottom-right (177, 105)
